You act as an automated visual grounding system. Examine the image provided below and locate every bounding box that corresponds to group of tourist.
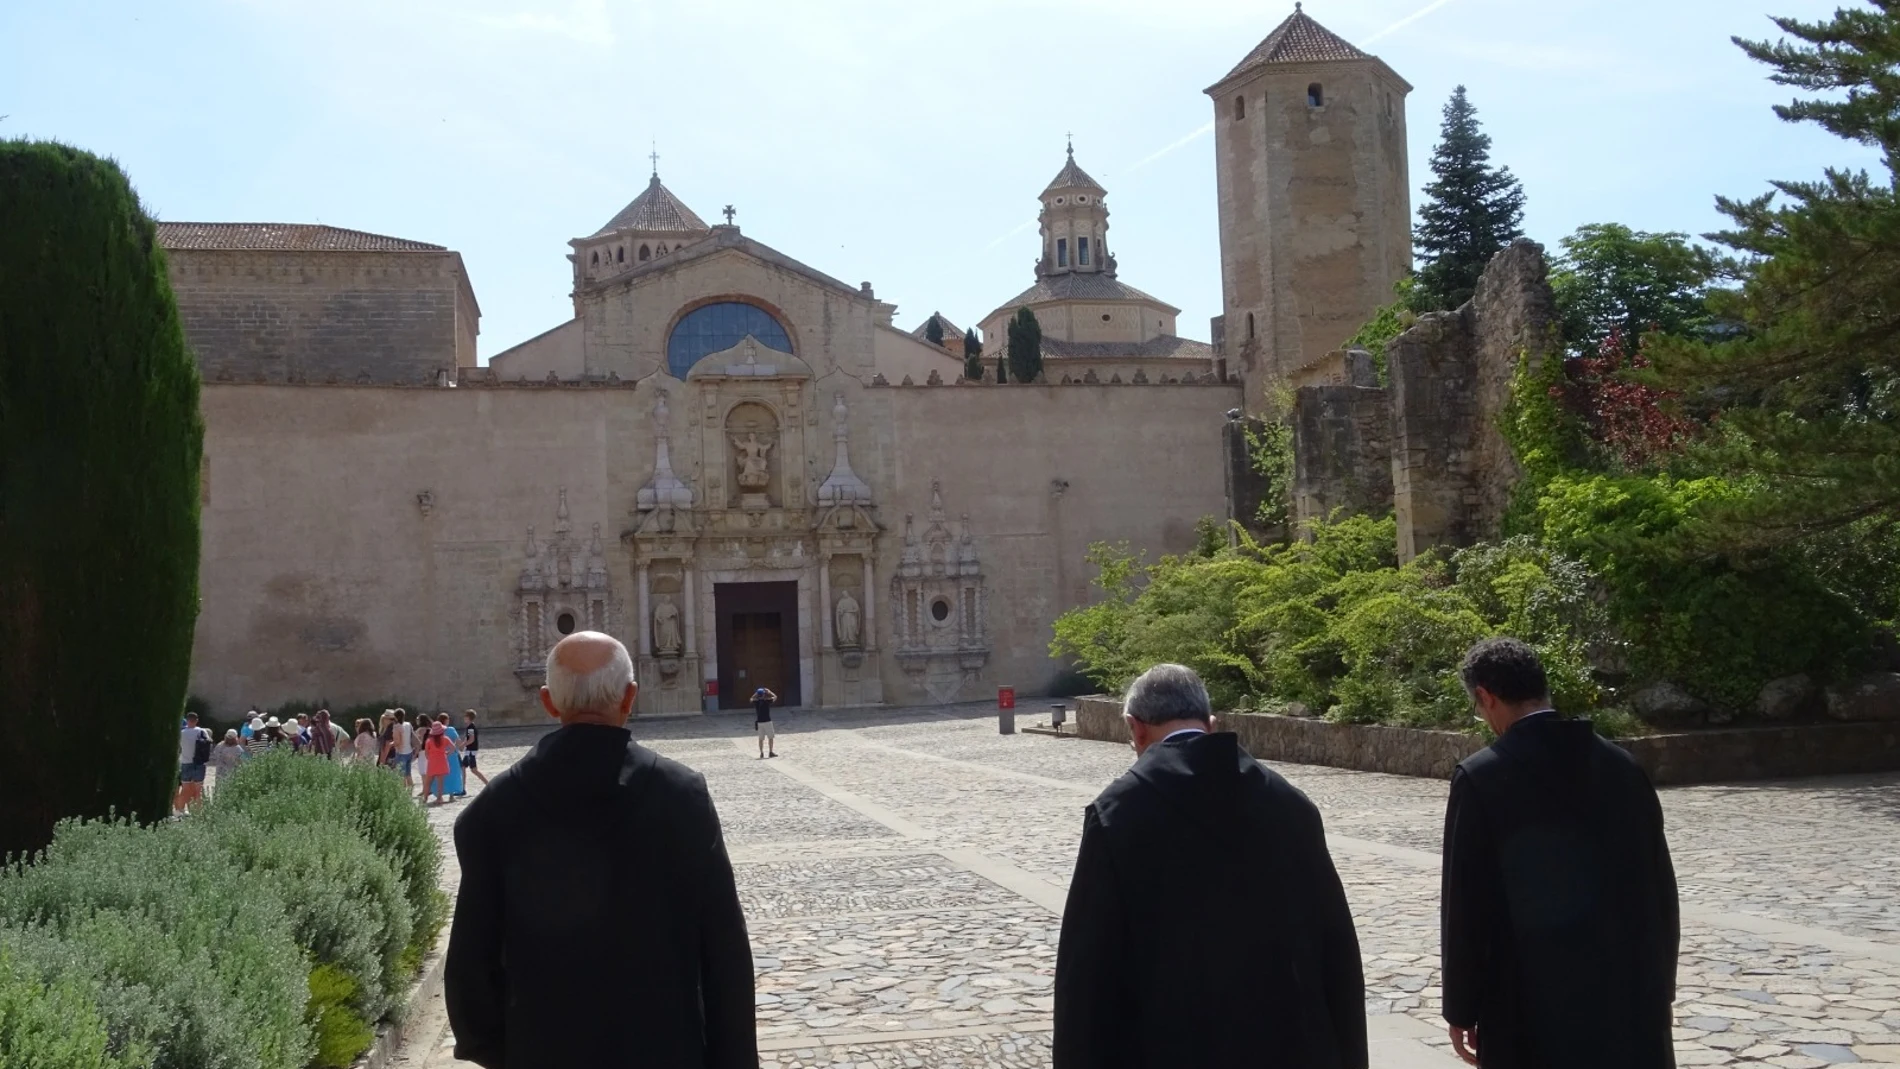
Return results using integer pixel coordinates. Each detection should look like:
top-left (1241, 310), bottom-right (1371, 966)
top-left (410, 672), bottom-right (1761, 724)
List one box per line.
top-left (442, 630), bottom-right (1679, 1069)
top-left (175, 705), bottom-right (490, 813)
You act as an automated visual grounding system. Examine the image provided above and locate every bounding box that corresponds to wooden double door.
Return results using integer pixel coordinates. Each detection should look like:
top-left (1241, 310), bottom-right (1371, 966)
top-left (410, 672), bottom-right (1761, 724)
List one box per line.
top-left (715, 581), bottom-right (800, 710)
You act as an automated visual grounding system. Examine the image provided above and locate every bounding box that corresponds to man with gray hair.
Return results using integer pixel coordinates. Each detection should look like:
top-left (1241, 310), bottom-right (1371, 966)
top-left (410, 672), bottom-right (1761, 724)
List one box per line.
top-left (444, 631), bottom-right (756, 1068)
top-left (1054, 663), bottom-right (1367, 1068)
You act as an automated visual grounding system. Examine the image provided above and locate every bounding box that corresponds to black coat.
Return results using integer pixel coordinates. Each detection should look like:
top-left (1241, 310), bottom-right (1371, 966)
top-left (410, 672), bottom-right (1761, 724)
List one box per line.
top-left (444, 724), bottom-right (757, 1069)
top-left (1441, 715), bottom-right (1679, 1069)
top-left (1054, 731), bottom-right (1367, 1069)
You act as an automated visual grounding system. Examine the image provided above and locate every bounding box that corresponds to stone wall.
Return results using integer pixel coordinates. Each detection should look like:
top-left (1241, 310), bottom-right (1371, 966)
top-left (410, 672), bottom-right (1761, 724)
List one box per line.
top-left (166, 249), bottom-right (475, 385)
top-left (1291, 384), bottom-right (1393, 527)
top-left (191, 376), bottom-right (1238, 723)
top-left (1387, 239), bottom-right (1553, 560)
top-left (1073, 696), bottom-right (1900, 785)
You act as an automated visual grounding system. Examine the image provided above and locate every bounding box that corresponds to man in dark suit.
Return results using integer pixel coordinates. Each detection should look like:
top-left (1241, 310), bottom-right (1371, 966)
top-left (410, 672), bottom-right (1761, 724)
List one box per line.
top-left (1441, 638), bottom-right (1679, 1068)
top-left (445, 631), bottom-right (757, 1069)
top-left (1054, 663), bottom-right (1367, 1069)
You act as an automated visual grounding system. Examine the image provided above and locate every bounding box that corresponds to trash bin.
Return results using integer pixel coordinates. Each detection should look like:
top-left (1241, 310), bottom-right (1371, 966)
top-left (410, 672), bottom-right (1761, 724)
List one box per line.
top-left (998, 685), bottom-right (1016, 735)
top-left (702, 679), bottom-right (719, 715)
top-left (1050, 703), bottom-right (1067, 728)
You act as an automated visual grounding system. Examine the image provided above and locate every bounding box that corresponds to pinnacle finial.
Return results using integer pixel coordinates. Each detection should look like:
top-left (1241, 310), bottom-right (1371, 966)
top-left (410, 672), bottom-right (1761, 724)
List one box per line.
top-left (1295, 1), bottom-right (1302, 9)
top-left (649, 141), bottom-right (660, 178)
top-left (1065, 131), bottom-right (1074, 157)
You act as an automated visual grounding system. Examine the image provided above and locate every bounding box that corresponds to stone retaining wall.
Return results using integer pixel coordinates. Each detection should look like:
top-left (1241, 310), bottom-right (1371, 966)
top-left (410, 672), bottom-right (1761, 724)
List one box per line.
top-left (1073, 696), bottom-right (1900, 785)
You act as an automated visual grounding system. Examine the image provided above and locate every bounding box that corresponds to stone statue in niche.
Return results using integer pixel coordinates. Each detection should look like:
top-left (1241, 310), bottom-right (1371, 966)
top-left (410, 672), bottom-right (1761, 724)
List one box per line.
top-left (835, 590), bottom-right (861, 649)
top-left (733, 433), bottom-right (773, 490)
top-left (652, 595), bottom-right (682, 656)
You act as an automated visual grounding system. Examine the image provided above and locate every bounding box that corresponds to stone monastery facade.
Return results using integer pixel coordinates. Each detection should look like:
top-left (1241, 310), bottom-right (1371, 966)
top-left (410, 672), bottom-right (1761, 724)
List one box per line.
top-left (167, 8), bottom-right (1432, 722)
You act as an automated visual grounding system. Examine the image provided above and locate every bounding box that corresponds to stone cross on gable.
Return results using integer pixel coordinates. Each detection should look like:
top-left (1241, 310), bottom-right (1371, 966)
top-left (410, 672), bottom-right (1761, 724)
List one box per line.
top-left (722, 205), bottom-right (736, 225)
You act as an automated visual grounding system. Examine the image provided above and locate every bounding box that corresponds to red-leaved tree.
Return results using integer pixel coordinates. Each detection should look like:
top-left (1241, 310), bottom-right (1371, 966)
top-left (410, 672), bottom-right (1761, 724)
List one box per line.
top-left (1557, 329), bottom-right (1700, 471)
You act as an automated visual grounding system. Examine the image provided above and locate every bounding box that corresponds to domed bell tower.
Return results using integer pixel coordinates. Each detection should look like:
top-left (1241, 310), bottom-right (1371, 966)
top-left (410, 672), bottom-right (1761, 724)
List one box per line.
top-left (1037, 139), bottom-right (1116, 280)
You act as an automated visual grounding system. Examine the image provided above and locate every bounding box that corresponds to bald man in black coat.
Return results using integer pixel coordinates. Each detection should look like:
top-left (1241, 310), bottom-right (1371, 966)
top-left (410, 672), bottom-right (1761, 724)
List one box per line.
top-left (445, 632), bottom-right (756, 1069)
top-left (1442, 638), bottom-right (1679, 1069)
top-left (1055, 663), bottom-right (1367, 1069)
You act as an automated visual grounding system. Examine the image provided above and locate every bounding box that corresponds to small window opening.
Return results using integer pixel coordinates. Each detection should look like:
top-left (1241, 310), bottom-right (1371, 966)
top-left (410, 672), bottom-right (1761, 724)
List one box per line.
top-left (1307, 83), bottom-right (1324, 107)
top-left (556, 611), bottom-right (576, 635)
top-left (1078, 237), bottom-right (1090, 265)
top-left (589, 250), bottom-right (598, 265)
top-left (930, 598), bottom-right (951, 623)
top-left (1101, 313), bottom-right (1112, 322)
top-left (1234, 94), bottom-right (1246, 120)
top-left (638, 244), bottom-right (650, 262)
top-left (615, 246), bottom-right (624, 263)
top-left (1078, 195), bottom-right (1088, 203)
top-left (1057, 238), bottom-right (1068, 268)
top-left (1247, 312), bottom-right (1256, 339)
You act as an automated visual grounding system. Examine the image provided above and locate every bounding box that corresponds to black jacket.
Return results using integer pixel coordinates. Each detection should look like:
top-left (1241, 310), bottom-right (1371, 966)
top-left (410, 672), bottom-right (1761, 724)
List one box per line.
top-left (1441, 715), bottom-right (1678, 1069)
top-left (1054, 731), bottom-right (1367, 1069)
top-left (444, 724), bottom-right (757, 1069)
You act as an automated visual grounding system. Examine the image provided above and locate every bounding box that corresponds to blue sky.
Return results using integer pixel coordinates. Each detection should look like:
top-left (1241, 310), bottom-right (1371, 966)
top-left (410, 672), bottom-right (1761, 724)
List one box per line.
top-left (1, 0), bottom-right (1874, 358)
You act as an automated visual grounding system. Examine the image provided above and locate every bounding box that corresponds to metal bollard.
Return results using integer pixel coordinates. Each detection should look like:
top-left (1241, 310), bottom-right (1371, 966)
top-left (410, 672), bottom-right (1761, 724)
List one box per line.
top-left (998, 685), bottom-right (1016, 735)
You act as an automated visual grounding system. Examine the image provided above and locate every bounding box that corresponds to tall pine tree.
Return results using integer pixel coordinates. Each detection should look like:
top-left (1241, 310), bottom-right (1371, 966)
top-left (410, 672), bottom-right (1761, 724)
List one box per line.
top-left (1006, 307), bottom-right (1043, 383)
top-left (1649, 4), bottom-right (1900, 545)
top-left (1412, 86), bottom-right (1526, 311)
top-left (963, 328), bottom-right (983, 380)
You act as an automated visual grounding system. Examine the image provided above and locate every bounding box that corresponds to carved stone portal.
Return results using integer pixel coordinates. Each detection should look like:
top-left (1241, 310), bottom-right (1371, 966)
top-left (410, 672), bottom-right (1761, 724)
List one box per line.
top-left (513, 487), bottom-right (614, 688)
top-left (890, 479), bottom-right (988, 704)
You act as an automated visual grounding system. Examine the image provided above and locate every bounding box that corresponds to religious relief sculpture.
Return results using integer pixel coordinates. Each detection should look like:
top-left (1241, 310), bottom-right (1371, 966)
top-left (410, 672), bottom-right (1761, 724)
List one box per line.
top-left (890, 478), bottom-right (989, 703)
top-left (652, 594), bottom-right (682, 656)
top-left (733, 432), bottom-right (773, 490)
top-left (835, 590), bottom-right (861, 649)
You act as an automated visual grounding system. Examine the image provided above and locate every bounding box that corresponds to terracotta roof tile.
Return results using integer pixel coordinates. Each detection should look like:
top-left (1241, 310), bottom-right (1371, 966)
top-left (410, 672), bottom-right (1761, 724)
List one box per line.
top-left (156, 222), bottom-right (444, 252)
top-left (1042, 335), bottom-right (1214, 361)
top-left (1043, 149), bottom-right (1105, 195)
top-left (592, 175), bottom-right (710, 237)
top-left (1221, 7), bottom-right (1368, 83)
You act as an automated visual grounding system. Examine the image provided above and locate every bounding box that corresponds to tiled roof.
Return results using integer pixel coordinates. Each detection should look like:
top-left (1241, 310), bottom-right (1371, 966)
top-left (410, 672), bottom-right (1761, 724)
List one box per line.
top-left (1042, 335), bottom-right (1215, 361)
top-left (1219, 6), bottom-right (1368, 83)
top-left (996, 271), bottom-right (1174, 311)
top-left (592, 175), bottom-right (710, 237)
top-left (156, 222), bottom-right (444, 252)
top-left (910, 313), bottom-right (965, 342)
top-left (1043, 149), bottom-right (1105, 195)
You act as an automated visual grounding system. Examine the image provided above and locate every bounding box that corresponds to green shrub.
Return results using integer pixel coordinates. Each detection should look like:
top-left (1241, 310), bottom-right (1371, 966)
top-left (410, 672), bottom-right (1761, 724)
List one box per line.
top-left (0, 940), bottom-right (148, 1069)
top-left (0, 140), bottom-right (205, 858)
top-left (0, 820), bottom-right (311, 1069)
top-left (306, 965), bottom-right (375, 1069)
top-left (193, 810), bottom-right (412, 1021)
top-left (1533, 472), bottom-right (1866, 708)
top-left (1051, 515), bottom-right (1613, 729)
top-left (209, 751), bottom-right (441, 970)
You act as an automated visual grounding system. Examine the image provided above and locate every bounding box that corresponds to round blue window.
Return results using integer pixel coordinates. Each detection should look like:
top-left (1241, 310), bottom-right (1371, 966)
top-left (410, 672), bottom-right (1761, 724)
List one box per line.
top-left (666, 302), bottom-right (793, 378)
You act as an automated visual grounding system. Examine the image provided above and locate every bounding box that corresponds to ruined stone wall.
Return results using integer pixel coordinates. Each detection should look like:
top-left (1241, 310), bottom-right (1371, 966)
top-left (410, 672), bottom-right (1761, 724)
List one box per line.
top-left (1387, 239), bottom-right (1554, 559)
top-left (166, 249), bottom-right (472, 385)
top-left (1291, 385), bottom-right (1393, 527)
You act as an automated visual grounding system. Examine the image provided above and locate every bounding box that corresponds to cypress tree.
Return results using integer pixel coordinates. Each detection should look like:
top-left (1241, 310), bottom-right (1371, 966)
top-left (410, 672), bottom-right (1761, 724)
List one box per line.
top-left (0, 141), bottom-right (204, 856)
top-left (1648, 6), bottom-right (1900, 545)
top-left (963, 329), bottom-right (983, 381)
top-left (1006, 307), bottom-right (1043, 384)
top-left (996, 349), bottom-right (1008, 384)
top-left (1412, 86), bottom-right (1526, 311)
top-left (924, 314), bottom-right (945, 346)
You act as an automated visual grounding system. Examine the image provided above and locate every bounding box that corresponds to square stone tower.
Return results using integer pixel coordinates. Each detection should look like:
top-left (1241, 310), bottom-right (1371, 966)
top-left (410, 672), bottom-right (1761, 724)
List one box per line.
top-left (1206, 5), bottom-right (1412, 396)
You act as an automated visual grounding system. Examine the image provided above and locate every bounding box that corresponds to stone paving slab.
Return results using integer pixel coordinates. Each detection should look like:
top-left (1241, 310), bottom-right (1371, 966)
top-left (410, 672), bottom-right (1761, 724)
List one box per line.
top-left (407, 709), bottom-right (1900, 1068)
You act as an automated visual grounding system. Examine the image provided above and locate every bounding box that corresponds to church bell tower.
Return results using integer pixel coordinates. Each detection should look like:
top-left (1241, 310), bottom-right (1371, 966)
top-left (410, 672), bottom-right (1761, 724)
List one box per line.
top-left (1036, 140), bottom-right (1116, 280)
top-left (1206, 4), bottom-right (1412, 392)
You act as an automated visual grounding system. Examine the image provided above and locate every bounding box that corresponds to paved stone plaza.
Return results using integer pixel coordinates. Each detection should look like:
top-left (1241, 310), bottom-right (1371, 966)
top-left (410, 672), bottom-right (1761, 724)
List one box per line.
top-left (394, 706), bottom-right (1900, 1068)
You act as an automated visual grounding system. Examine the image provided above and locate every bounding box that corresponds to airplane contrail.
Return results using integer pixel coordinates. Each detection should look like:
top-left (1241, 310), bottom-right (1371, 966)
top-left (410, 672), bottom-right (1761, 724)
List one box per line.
top-left (1364, 0), bottom-right (1459, 43)
top-left (1122, 121), bottom-right (1216, 176)
top-left (985, 217), bottom-right (1039, 250)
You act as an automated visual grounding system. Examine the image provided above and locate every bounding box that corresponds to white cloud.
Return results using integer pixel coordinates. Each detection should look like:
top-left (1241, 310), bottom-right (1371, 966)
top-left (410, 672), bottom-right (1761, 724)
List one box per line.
top-left (1365, 0), bottom-right (1461, 44)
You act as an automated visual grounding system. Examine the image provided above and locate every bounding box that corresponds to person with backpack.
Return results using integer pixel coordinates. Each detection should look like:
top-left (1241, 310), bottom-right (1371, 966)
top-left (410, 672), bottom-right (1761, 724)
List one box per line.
top-left (174, 712), bottom-right (214, 815)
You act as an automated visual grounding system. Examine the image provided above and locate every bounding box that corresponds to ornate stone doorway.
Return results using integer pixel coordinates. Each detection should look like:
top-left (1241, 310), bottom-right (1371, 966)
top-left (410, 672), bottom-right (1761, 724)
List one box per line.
top-left (715, 581), bottom-right (800, 709)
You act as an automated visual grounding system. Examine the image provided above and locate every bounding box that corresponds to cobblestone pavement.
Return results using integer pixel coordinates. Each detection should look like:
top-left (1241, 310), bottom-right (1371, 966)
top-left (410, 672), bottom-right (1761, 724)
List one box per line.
top-left (396, 705), bottom-right (1900, 1068)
